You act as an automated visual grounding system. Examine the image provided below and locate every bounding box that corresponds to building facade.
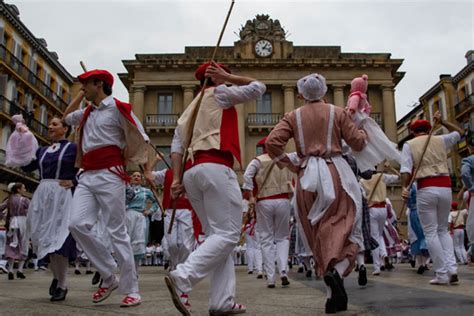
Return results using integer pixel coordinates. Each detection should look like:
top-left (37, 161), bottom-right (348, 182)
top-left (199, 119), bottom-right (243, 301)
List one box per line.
top-left (397, 50), bottom-right (474, 190)
top-left (0, 1), bottom-right (75, 199)
top-left (120, 14), bottom-right (405, 179)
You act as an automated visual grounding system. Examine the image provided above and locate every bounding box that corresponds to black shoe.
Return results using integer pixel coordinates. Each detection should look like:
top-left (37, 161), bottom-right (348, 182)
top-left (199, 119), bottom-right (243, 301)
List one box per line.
top-left (16, 271), bottom-right (26, 279)
top-left (325, 298), bottom-right (337, 314)
top-left (49, 279), bottom-right (58, 296)
top-left (387, 263), bottom-right (395, 271)
top-left (416, 265), bottom-right (426, 275)
top-left (98, 278), bottom-right (103, 288)
top-left (91, 271), bottom-right (101, 285)
top-left (323, 269), bottom-right (347, 312)
top-left (164, 262), bottom-right (169, 270)
top-left (449, 274), bottom-right (459, 284)
top-left (256, 274), bottom-right (263, 279)
top-left (281, 276), bottom-right (290, 286)
top-left (8, 272), bottom-right (14, 280)
top-left (50, 287), bottom-right (68, 301)
top-left (85, 270), bottom-right (93, 275)
top-left (384, 257), bottom-right (393, 270)
top-left (248, 271), bottom-right (253, 274)
top-left (74, 269), bottom-right (81, 275)
top-left (354, 264), bottom-right (359, 272)
top-left (380, 265), bottom-right (386, 271)
top-left (306, 270), bottom-right (313, 278)
top-left (267, 284), bottom-right (275, 288)
top-left (410, 259), bottom-right (416, 268)
top-left (297, 266), bottom-right (304, 273)
top-left (358, 265), bottom-right (367, 286)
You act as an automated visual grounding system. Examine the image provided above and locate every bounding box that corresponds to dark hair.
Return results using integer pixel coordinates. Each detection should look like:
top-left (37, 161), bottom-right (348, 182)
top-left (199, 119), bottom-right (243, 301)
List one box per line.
top-left (93, 79), bottom-right (112, 96)
top-left (413, 126), bottom-right (430, 134)
top-left (10, 182), bottom-right (24, 194)
top-left (52, 116), bottom-right (72, 138)
top-left (200, 77), bottom-right (216, 87)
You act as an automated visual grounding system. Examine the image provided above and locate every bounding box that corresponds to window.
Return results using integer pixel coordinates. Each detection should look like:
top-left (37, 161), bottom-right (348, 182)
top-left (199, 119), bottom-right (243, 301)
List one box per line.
top-left (40, 104), bottom-right (48, 125)
top-left (256, 144), bottom-right (264, 156)
top-left (155, 146), bottom-right (171, 171)
top-left (158, 94), bottom-right (173, 114)
top-left (256, 92), bottom-right (272, 113)
top-left (0, 26), bottom-right (4, 45)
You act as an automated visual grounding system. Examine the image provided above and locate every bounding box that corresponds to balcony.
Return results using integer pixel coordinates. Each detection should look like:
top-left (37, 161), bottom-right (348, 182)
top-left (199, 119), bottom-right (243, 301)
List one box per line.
top-left (0, 95), bottom-right (50, 143)
top-left (145, 114), bottom-right (179, 134)
top-left (247, 113), bottom-right (282, 133)
top-left (0, 44), bottom-right (68, 112)
top-left (454, 93), bottom-right (474, 119)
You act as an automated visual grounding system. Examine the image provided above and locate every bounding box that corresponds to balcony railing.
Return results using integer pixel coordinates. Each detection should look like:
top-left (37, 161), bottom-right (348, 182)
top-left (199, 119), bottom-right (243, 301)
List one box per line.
top-left (247, 113), bottom-right (282, 126)
top-left (0, 95), bottom-right (49, 141)
top-left (146, 114), bottom-right (179, 127)
top-left (370, 112), bottom-right (382, 126)
top-left (0, 44), bottom-right (68, 112)
top-left (454, 93), bottom-right (474, 117)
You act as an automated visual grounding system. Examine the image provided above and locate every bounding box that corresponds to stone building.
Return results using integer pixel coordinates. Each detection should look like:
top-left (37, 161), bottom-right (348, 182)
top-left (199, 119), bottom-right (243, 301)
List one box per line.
top-left (120, 14), bottom-right (405, 178)
top-left (0, 1), bottom-right (75, 199)
top-left (397, 50), bottom-right (474, 189)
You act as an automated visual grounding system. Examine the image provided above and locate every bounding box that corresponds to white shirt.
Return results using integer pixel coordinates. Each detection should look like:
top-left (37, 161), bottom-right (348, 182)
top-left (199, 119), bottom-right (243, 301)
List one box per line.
top-left (152, 169), bottom-right (167, 186)
top-left (65, 95), bottom-right (148, 153)
top-left (171, 81), bottom-right (266, 154)
top-left (400, 131), bottom-right (461, 174)
top-left (242, 158), bottom-right (261, 190)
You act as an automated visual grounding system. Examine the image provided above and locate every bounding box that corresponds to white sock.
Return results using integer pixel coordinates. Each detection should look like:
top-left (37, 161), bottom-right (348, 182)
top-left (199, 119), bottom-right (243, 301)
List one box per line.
top-left (8, 259), bottom-right (14, 273)
top-left (128, 293), bottom-right (141, 299)
top-left (357, 252), bottom-right (365, 266)
top-left (102, 274), bottom-right (116, 288)
top-left (49, 257), bottom-right (58, 279)
top-left (33, 258), bottom-right (39, 270)
top-left (325, 284), bottom-right (332, 299)
top-left (334, 258), bottom-right (350, 277)
top-left (55, 255), bottom-right (69, 289)
top-left (17, 260), bottom-right (25, 273)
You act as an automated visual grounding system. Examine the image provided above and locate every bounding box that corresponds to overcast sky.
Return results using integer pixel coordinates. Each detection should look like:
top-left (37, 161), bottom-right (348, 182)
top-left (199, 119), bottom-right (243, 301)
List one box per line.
top-left (11, 0), bottom-right (474, 121)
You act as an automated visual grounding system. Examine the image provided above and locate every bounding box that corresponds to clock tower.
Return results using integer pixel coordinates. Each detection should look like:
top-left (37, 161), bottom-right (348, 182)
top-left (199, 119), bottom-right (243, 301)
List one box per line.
top-left (234, 14), bottom-right (293, 60)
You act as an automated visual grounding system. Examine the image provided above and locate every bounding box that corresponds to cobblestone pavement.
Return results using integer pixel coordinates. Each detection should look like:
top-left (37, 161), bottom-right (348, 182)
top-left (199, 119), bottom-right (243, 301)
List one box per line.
top-left (0, 264), bottom-right (473, 315)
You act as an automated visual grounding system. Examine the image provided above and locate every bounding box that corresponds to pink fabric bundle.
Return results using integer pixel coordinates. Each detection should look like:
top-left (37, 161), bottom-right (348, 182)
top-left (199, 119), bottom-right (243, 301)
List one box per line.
top-left (346, 74), bottom-right (371, 115)
top-left (6, 114), bottom-right (39, 167)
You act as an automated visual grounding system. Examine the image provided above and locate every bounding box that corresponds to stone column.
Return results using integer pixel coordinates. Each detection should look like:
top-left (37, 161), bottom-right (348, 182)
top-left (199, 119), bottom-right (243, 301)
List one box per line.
top-left (333, 84), bottom-right (345, 107)
top-left (282, 85), bottom-right (296, 152)
top-left (382, 85), bottom-right (397, 142)
top-left (282, 85), bottom-right (295, 114)
top-left (132, 85), bottom-right (146, 124)
top-left (182, 85), bottom-right (195, 113)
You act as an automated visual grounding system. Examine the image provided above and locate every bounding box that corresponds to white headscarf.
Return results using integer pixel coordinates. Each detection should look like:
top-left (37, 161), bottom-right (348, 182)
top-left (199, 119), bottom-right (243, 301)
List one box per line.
top-left (297, 73), bottom-right (328, 102)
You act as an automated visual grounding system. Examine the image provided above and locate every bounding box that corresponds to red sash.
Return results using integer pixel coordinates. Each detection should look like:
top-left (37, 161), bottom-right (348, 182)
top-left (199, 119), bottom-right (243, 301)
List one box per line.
top-left (162, 169), bottom-right (193, 210)
top-left (417, 176), bottom-right (451, 190)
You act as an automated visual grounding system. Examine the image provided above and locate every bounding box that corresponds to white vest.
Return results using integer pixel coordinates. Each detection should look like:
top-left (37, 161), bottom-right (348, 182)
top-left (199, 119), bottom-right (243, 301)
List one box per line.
top-left (255, 153), bottom-right (293, 198)
top-left (407, 135), bottom-right (448, 179)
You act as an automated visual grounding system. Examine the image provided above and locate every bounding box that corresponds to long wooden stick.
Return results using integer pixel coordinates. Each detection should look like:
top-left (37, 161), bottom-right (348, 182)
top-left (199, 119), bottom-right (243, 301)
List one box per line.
top-left (397, 120), bottom-right (439, 220)
top-left (168, 0), bottom-right (235, 234)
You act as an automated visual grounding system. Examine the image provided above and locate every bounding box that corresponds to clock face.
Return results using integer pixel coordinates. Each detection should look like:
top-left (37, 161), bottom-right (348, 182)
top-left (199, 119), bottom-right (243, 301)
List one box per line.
top-left (255, 39), bottom-right (273, 57)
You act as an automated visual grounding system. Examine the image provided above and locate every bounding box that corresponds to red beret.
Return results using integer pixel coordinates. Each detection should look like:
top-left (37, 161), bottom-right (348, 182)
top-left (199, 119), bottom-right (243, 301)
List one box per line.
top-left (257, 137), bottom-right (268, 146)
top-left (195, 62), bottom-right (231, 81)
top-left (78, 69), bottom-right (114, 87)
top-left (451, 202), bottom-right (458, 209)
top-left (409, 119), bottom-right (431, 131)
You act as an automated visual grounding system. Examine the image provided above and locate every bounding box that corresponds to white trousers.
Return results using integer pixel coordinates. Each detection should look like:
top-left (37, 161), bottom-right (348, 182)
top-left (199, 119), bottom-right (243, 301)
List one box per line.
top-left (467, 199), bottom-right (474, 249)
top-left (452, 228), bottom-right (467, 264)
top-left (417, 186), bottom-right (457, 277)
top-left (369, 207), bottom-right (388, 271)
top-left (164, 208), bottom-right (195, 269)
top-left (126, 210), bottom-right (146, 257)
top-left (256, 198), bottom-right (290, 284)
top-left (245, 233), bottom-right (263, 273)
top-left (170, 163), bottom-right (241, 311)
top-left (69, 169), bottom-right (138, 295)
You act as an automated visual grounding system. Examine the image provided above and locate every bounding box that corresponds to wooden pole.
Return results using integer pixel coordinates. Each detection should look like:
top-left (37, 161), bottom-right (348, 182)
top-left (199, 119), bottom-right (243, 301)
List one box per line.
top-left (397, 120), bottom-right (439, 220)
top-left (168, 0), bottom-right (236, 234)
